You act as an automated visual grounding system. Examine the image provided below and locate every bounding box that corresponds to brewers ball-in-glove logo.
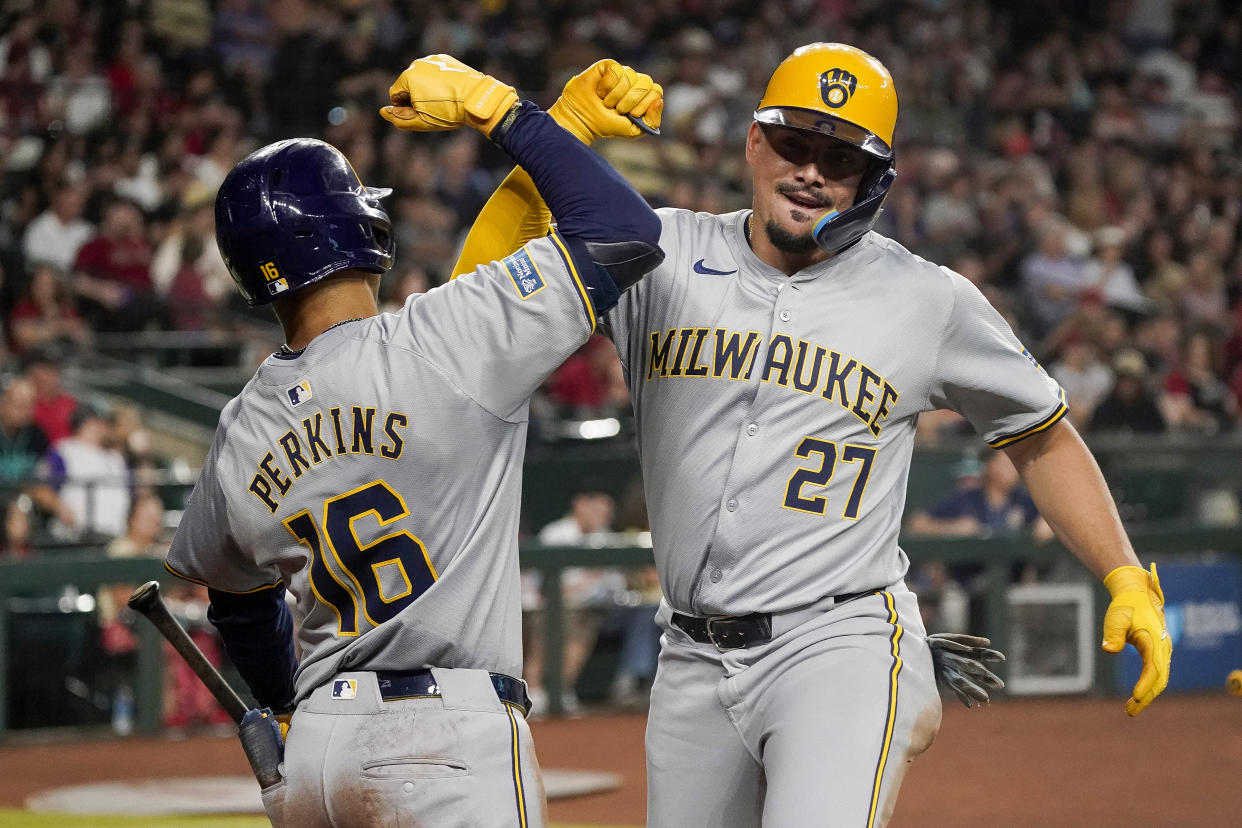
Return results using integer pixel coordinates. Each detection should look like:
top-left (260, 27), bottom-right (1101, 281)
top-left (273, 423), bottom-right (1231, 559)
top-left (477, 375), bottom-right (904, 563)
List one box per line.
top-left (819, 68), bottom-right (858, 108)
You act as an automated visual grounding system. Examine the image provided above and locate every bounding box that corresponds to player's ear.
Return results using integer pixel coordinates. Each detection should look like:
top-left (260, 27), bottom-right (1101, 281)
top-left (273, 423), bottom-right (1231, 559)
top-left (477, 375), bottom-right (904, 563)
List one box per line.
top-left (745, 122), bottom-right (762, 162)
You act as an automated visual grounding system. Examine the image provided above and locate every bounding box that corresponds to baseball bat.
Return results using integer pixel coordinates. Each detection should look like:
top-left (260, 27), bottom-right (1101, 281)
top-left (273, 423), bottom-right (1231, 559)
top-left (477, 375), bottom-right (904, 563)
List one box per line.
top-left (127, 580), bottom-right (250, 723)
top-left (128, 581), bottom-right (285, 789)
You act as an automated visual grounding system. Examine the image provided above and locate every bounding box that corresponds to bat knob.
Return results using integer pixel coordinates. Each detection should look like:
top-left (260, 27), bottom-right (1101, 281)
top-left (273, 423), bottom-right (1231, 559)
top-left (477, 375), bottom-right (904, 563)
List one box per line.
top-left (127, 580), bottom-right (162, 611)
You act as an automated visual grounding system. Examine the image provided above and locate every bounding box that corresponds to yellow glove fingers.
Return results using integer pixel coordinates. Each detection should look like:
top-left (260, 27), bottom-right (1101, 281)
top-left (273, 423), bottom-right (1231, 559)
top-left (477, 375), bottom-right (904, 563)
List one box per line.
top-left (383, 54), bottom-right (515, 135)
top-left (378, 105), bottom-right (445, 131)
top-left (1100, 602), bottom-right (1133, 653)
top-left (614, 77), bottom-right (654, 114)
top-left (1128, 628), bottom-right (1159, 706)
top-left (601, 70), bottom-right (635, 110)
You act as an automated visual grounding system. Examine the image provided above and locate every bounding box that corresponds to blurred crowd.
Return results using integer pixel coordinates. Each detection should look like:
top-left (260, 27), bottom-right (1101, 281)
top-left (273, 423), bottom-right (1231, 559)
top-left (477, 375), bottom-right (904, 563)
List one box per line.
top-left (0, 0), bottom-right (1239, 445)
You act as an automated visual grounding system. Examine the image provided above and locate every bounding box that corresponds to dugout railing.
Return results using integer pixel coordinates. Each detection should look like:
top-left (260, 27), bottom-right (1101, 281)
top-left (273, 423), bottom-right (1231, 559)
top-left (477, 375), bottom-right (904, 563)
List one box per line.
top-left (0, 526), bottom-right (1238, 737)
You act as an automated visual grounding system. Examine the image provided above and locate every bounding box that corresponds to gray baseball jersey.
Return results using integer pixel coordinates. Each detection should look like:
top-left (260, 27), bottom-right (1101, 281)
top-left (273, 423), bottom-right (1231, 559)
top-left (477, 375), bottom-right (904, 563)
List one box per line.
top-left (166, 232), bottom-right (599, 700)
top-left (603, 207), bottom-right (1065, 828)
top-left (604, 208), bottom-right (1066, 617)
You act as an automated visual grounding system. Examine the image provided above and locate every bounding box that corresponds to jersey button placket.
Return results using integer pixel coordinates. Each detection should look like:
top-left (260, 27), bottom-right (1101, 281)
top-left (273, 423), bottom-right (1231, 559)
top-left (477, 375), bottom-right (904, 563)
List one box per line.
top-left (779, 309), bottom-right (791, 322)
top-left (746, 423), bottom-right (758, 436)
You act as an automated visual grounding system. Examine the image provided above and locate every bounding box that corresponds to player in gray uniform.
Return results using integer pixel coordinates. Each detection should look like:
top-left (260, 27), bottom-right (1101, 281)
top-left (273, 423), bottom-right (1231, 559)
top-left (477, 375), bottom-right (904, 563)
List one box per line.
top-left (163, 55), bottom-right (663, 828)
top-left (459, 43), bottom-right (1171, 828)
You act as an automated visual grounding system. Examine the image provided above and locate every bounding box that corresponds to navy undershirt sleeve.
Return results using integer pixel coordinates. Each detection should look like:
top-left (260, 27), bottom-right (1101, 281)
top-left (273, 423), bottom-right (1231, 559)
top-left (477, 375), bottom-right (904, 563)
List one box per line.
top-left (494, 102), bottom-right (661, 248)
top-left (207, 586), bottom-right (298, 711)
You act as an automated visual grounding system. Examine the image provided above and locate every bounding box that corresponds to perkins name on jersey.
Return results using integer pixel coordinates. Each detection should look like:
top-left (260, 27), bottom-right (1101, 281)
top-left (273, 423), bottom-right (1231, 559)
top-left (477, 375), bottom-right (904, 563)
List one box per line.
top-left (249, 406), bottom-right (409, 512)
top-left (647, 327), bottom-right (899, 437)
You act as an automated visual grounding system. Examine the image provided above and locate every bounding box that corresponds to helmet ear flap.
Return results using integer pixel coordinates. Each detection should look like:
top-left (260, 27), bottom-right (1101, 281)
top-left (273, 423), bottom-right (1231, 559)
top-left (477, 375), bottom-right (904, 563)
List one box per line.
top-left (812, 157), bottom-right (895, 255)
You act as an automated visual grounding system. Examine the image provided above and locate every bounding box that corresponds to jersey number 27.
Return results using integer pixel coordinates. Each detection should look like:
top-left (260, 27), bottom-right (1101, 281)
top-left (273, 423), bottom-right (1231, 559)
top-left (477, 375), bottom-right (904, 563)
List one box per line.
top-left (283, 480), bottom-right (437, 636)
top-left (783, 436), bottom-right (877, 519)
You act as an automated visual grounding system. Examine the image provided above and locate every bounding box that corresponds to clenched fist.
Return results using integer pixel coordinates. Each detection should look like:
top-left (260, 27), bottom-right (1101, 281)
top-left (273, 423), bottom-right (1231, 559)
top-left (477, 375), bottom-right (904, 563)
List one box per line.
top-left (380, 54), bottom-right (518, 136)
top-left (549, 58), bottom-right (663, 144)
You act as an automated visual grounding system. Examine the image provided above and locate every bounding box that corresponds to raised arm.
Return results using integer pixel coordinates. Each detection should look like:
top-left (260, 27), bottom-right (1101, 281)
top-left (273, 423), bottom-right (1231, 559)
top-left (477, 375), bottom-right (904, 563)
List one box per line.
top-left (447, 59), bottom-right (663, 278)
top-left (381, 55), bottom-right (664, 308)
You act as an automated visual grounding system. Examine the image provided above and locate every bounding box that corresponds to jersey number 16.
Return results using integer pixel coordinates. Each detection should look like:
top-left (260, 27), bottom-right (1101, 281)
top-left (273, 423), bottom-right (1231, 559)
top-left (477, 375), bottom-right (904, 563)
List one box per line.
top-left (284, 479), bottom-right (437, 636)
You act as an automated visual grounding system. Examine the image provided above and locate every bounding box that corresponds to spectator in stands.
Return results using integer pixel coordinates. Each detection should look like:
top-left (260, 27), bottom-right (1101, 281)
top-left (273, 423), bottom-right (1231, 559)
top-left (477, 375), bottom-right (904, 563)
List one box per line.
top-left (1088, 348), bottom-right (1168, 434)
top-left (21, 183), bottom-right (94, 274)
top-left (1021, 221), bottom-right (1090, 338)
top-left (1, 495), bottom-right (33, 559)
top-left (41, 40), bottom-right (112, 136)
top-left (72, 199), bottom-right (163, 333)
top-left (1138, 229), bottom-right (1187, 309)
top-left (527, 482), bottom-right (624, 715)
top-left (1179, 251), bottom-right (1230, 335)
top-left (1161, 328), bottom-right (1236, 431)
top-left (545, 335), bottom-right (631, 417)
top-left (30, 401), bottom-right (131, 543)
top-left (8, 263), bottom-right (92, 356)
top-left (1050, 337), bottom-right (1114, 429)
top-left (603, 476), bottom-right (663, 709)
top-left (23, 348), bottom-right (78, 444)
top-left (97, 492), bottom-right (168, 658)
top-left (151, 186), bottom-right (235, 324)
top-left (1082, 225), bottom-right (1148, 316)
top-left (0, 377), bottom-right (49, 510)
top-left (906, 451), bottom-right (1053, 542)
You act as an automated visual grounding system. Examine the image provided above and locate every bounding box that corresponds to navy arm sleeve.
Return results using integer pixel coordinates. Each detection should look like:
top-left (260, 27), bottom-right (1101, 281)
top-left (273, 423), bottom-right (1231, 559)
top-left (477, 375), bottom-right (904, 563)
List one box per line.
top-left (492, 102), bottom-right (664, 312)
top-left (207, 587), bottom-right (298, 711)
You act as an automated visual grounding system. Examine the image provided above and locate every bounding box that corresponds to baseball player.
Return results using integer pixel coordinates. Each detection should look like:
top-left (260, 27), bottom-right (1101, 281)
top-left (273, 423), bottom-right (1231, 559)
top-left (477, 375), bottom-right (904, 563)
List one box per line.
top-left (163, 55), bottom-right (663, 828)
top-left (457, 44), bottom-right (1172, 827)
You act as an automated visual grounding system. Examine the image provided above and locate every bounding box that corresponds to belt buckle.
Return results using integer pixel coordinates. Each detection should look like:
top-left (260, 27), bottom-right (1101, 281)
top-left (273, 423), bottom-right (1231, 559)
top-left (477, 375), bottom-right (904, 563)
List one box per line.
top-left (704, 616), bottom-right (737, 651)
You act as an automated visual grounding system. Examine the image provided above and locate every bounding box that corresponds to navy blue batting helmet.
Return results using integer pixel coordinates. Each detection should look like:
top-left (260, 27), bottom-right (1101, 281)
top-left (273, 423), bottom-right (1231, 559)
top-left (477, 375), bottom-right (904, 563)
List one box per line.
top-left (215, 138), bottom-right (394, 306)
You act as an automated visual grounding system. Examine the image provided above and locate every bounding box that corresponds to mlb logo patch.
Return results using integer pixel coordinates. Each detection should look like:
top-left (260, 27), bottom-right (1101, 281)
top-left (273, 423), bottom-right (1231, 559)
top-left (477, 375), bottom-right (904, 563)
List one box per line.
top-left (287, 381), bottom-right (312, 407)
top-left (502, 249), bottom-right (545, 299)
top-left (267, 278), bottom-right (289, 297)
top-left (331, 679), bottom-right (357, 700)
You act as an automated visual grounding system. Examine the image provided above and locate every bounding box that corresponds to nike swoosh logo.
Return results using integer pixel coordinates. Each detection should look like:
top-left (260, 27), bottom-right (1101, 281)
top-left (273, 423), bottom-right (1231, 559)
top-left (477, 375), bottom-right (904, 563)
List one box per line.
top-left (693, 259), bottom-right (737, 276)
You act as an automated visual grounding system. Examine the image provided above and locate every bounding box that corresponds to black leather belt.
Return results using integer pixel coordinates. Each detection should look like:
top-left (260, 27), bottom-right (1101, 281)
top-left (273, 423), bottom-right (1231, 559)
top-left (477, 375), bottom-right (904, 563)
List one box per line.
top-left (672, 590), bottom-right (875, 650)
top-left (375, 669), bottom-right (531, 716)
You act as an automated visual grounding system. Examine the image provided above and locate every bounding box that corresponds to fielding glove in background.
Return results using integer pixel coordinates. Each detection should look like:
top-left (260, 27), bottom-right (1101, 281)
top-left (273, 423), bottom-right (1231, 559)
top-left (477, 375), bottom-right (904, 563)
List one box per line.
top-left (1101, 562), bottom-right (1171, 716)
top-left (548, 58), bottom-right (663, 143)
top-left (381, 54), bottom-right (518, 136)
top-left (928, 632), bottom-right (1005, 708)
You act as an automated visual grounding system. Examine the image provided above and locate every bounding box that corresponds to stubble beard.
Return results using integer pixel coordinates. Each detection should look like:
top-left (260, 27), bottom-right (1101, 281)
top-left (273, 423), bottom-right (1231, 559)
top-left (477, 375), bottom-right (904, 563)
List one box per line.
top-left (764, 219), bottom-right (820, 254)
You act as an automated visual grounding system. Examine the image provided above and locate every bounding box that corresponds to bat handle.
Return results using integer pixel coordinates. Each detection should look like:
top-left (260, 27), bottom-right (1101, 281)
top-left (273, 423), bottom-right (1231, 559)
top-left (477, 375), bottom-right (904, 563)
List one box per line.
top-left (627, 113), bottom-right (660, 136)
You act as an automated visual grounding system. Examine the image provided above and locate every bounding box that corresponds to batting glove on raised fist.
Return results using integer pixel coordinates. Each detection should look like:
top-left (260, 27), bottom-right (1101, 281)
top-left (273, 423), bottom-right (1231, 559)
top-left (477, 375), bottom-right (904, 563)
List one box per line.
top-left (548, 59), bottom-right (663, 144)
top-left (1102, 562), bottom-right (1171, 716)
top-left (928, 632), bottom-right (1005, 708)
top-left (380, 55), bottom-right (518, 136)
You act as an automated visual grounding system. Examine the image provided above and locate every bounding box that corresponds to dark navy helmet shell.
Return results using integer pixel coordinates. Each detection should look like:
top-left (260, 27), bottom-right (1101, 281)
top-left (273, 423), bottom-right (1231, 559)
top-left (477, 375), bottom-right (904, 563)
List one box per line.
top-left (215, 138), bottom-right (395, 306)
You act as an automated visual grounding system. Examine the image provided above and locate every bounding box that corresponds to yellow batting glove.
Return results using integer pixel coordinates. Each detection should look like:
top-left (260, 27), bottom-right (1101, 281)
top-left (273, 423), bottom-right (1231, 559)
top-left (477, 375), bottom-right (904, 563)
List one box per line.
top-left (1101, 563), bottom-right (1172, 716)
top-left (380, 54), bottom-right (518, 136)
top-left (547, 58), bottom-right (663, 144)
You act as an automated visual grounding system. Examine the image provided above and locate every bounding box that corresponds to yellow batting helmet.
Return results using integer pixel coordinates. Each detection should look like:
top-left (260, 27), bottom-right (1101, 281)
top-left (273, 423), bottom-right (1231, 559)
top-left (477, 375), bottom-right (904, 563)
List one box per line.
top-left (755, 43), bottom-right (897, 159)
top-left (755, 43), bottom-right (899, 254)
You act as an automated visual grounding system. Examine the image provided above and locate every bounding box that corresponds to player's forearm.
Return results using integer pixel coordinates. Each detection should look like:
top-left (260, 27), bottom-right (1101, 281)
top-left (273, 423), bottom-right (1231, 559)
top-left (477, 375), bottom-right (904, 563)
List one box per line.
top-left (208, 586), bottom-right (298, 710)
top-left (1003, 420), bottom-right (1140, 580)
top-left (492, 102), bottom-right (659, 246)
top-left (451, 165), bottom-right (551, 277)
